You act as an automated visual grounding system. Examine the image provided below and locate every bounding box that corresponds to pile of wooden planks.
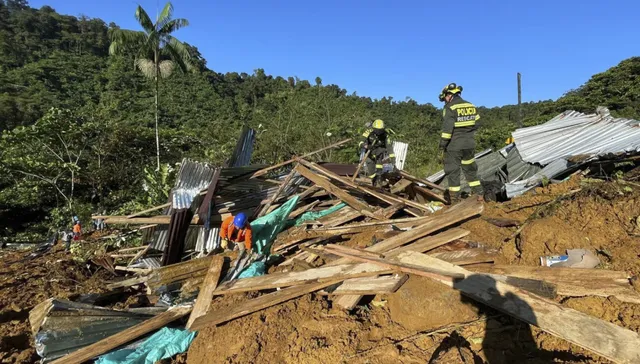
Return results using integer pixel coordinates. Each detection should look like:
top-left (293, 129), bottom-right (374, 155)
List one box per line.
top-left (59, 152), bottom-right (640, 364)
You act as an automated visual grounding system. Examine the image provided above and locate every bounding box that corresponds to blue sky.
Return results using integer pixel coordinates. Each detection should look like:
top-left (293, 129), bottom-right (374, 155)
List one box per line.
top-left (31, 0), bottom-right (639, 107)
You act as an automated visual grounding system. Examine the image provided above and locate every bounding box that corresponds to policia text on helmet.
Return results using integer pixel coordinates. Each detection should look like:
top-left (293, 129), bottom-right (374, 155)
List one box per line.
top-left (438, 83), bottom-right (484, 203)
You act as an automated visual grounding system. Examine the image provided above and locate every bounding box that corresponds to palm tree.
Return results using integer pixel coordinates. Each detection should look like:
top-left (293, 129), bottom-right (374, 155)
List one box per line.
top-left (109, 2), bottom-right (192, 170)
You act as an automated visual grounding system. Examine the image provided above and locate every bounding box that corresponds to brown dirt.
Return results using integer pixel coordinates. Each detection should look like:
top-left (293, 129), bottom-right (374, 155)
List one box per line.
top-left (0, 244), bottom-right (113, 363)
top-left (188, 176), bottom-right (640, 364)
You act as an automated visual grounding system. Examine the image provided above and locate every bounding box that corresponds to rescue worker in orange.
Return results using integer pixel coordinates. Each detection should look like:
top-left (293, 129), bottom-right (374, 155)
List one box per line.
top-left (220, 212), bottom-right (252, 252)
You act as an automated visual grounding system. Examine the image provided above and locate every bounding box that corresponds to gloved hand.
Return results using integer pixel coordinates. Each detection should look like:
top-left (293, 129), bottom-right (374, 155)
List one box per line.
top-left (220, 239), bottom-right (229, 249)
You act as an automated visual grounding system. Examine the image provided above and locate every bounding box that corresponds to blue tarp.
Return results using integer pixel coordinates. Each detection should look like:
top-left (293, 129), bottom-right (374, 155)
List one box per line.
top-left (97, 327), bottom-right (195, 364)
top-left (249, 196), bottom-right (300, 255)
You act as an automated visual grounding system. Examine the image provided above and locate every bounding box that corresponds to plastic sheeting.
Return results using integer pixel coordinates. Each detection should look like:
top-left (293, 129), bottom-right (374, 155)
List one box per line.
top-left (250, 196), bottom-right (300, 255)
top-left (238, 261), bottom-right (267, 279)
top-left (294, 203), bottom-right (346, 226)
top-left (97, 327), bottom-right (195, 364)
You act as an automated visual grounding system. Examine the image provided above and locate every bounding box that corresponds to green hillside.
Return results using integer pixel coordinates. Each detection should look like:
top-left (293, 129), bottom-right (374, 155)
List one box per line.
top-left (0, 1), bottom-right (638, 243)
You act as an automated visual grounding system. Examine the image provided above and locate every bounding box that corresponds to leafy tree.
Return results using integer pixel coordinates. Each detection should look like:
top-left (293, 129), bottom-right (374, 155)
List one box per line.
top-left (108, 1), bottom-right (192, 170)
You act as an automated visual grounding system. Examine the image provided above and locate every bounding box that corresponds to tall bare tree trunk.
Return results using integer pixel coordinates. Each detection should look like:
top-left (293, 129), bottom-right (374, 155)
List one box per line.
top-left (154, 50), bottom-right (160, 171)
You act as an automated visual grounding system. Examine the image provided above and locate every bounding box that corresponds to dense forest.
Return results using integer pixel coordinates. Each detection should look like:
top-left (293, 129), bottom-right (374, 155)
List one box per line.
top-left (0, 0), bottom-right (639, 244)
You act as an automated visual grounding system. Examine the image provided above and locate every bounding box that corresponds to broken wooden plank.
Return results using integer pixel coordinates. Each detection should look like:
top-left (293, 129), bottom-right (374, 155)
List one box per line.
top-left (394, 251), bottom-right (640, 364)
top-left (351, 150), bottom-right (371, 182)
top-left (429, 248), bottom-right (498, 266)
top-left (190, 280), bottom-right (339, 330)
top-left (298, 159), bottom-right (434, 212)
top-left (126, 203), bottom-right (171, 219)
top-left (250, 138), bottom-right (352, 179)
top-left (99, 214), bottom-right (204, 225)
top-left (470, 265), bottom-right (640, 304)
top-left (50, 305), bottom-right (192, 364)
top-left (186, 256), bottom-right (224, 329)
top-left (320, 274), bottom-right (409, 296)
top-left (373, 201), bottom-right (405, 219)
top-left (213, 262), bottom-right (392, 295)
top-left (387, 228), bottom-right (470, 256)
top-left (258, 165), bottom-right (298, 217)
top-left (333, 199), bottom-right (483, 309)
top-left (323, 245), bottom-right (465, 280)
top-left (127, 244), bottom-right (150, 267)
top-left (295, 164), bottom-right (378, 219)
top-left (390, 178), bottom-right (413, 194)
top-left (362, 199), bottom-right (482, 254)
top-left (413, 185), bottom-right (448, 204)
top-left (288, 200), bottom-right (321, 219)
top-left (399, 170), bottom-right (446, 192)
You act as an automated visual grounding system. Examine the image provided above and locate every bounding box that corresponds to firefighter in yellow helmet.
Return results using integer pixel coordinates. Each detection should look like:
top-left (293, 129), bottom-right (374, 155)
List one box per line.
top-left (359, 119), bottom-right (396, 185)
top-left (439, 83), bottom-right (484, 203)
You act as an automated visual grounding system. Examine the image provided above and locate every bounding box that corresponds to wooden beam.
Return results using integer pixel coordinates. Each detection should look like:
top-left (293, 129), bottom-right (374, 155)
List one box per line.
top-left (186, 256), bottom-right (224, 329)
top-left (298, 159), bottom-right (437, 213)
top-left (213, 262), bottom-right (392, 295)
top-left (360, 199), bottom-right (482, 254)
top-left (190, 280), bottom-right (340, 330)
top-left (320, 274), bottom-right (409, 295)
top-left (387, 228), bottom-right (470, 256)
top-left (470, 265), bottom-right (640, 304)
top-left (393, 252), bottom-right (640, 364)
top-left (288, 200), bottom-right (321, 219)
top-left (332, 199), bottom-right (483, 309)
top-left (127, 244), bottom-right (150, 267)
top-left (390, 179), bottom-right (413, 194)
top-left (399, 170), bottom-right (446, 192)
top-left (413, 185), bottom-right (448, 204)
top-left (373, 201), bottom-right (405, 219)
top-left (429, 248), bottom-right (497, 266)
top-left (323, 245), bottom-right (465, 280)
top-left (294, 164), bottom-right (378, 219)
top-left (50, 305), bottom-right (192, 364)
top-left (126, 203), bottom-right (171, 219)
top-left (249, 138), bottom-right (352, 178)
top-left (258, 165), bottom-right (298, 217)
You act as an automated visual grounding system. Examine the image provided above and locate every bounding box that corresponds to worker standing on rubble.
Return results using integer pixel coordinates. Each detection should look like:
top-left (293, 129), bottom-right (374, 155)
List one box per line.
top-left (220, 212), bottom-right (253, 252)
top-left (359, 119), bottom-right (396, 186)
top-left (438, 83), bottom-right (484, 203)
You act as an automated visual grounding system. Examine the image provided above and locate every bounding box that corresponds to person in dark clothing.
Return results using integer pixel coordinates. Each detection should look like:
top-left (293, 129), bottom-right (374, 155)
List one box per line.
top-left (359, 119), bottom-right (396, 186)
top-left (438, 83), bottom-right (484, 203)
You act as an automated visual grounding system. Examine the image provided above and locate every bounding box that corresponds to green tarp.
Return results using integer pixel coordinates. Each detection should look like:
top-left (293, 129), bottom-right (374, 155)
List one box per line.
top-left (97, 327), bottom-right (195, 364)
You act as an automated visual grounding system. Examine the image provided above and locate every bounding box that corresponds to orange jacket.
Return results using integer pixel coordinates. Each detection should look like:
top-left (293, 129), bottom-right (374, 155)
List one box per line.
top-left (220, 216), bottom-right (252, 250)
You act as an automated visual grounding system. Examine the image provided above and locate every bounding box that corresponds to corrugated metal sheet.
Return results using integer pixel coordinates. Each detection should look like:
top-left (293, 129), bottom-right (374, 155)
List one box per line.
top-left (169, 159), bottom-right (216, 211)
top-left (426, 149), bottom-right (493, 183)
top-left (392, 141), bottom-right (409, 170)
top-left (227, 126), bottom-right (256, 167)
top-left (512, 109), bottom-right (640, 165)
top-left (505, 158), bottom-right (574, 198)
top-left (506, 145), bottom-right (541, 183)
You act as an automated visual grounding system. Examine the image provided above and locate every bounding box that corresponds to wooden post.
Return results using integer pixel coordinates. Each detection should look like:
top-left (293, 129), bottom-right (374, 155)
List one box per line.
top-left (517, 72), bottom-right (523, 128)
top-left (186, 256), bottom-right (224, 329)
top-left (351, 150), bottom-right (370, 182)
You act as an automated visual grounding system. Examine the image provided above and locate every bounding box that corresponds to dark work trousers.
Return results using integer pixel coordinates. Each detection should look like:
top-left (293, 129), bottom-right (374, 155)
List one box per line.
top-left (363, 147), bottom-right (386, 179)
top-left (444, 149), bottom-right (483, 197)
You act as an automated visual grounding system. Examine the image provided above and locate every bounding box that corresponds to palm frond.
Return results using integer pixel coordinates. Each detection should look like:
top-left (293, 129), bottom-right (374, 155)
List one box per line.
top-left (158, 60), bottom-right (175, 79)
top-left (163, 37), bottom-right (192, 73)
top-left (158, 18), bottom-right (189, 36)
top-left (135, 5), bottom-right (155, 33)
top-left (157, 2), bottom-right (174, 29)
top-left (135, 58), bottom-right (157, 79)
top-left (109, 29), bottom-right (147, 55)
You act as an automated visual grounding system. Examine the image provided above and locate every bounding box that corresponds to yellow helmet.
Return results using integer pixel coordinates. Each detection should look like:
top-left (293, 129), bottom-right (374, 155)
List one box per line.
top-left (438, 83), bottom-right (463, 102)
top-left (372, 119), bottom-right (385, 130)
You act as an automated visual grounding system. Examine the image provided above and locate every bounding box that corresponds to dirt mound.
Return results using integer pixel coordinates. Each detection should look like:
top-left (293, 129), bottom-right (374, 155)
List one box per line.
top-left (188, 177), bottom-right (640, 363)
top-left (0, 244), bottom-right (113, 363)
